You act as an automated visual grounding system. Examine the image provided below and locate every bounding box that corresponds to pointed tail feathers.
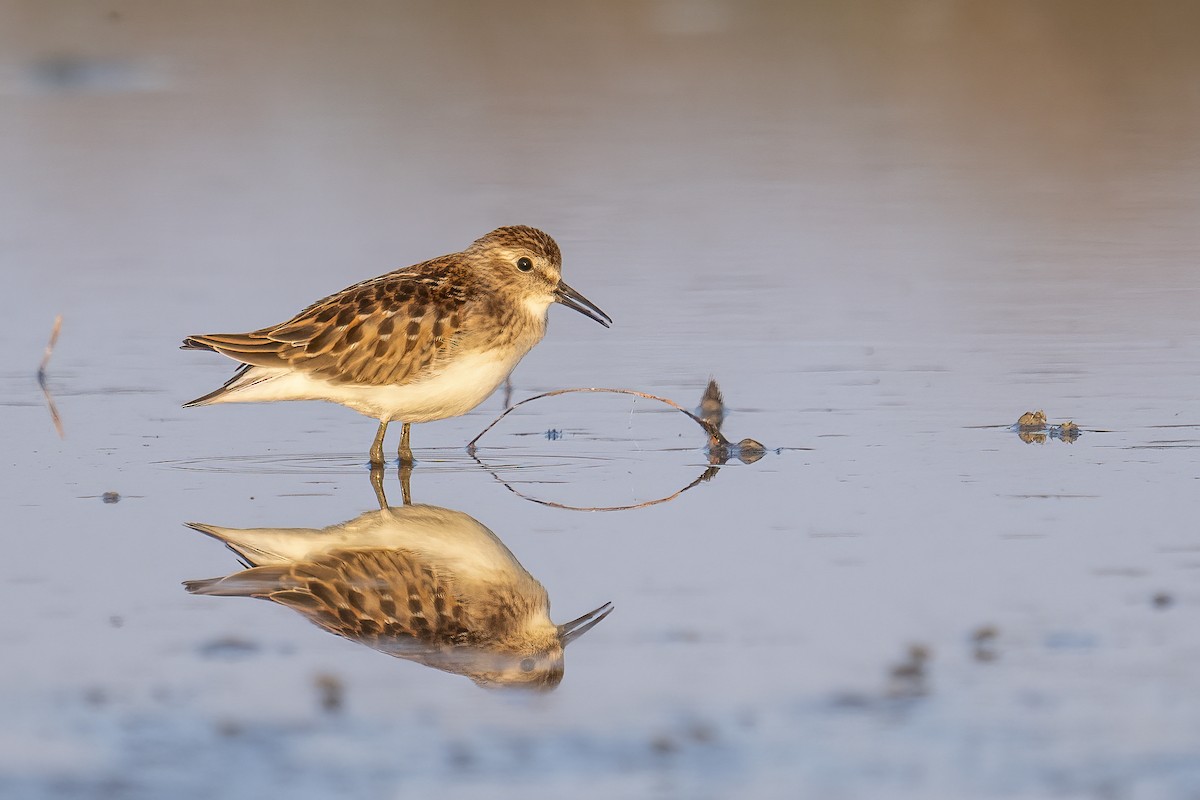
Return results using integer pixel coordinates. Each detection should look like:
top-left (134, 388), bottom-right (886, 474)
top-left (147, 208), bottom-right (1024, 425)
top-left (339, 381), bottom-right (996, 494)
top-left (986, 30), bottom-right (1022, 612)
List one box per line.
top-left (181, 336), bottom-right (217, 352)
top-left (181, 331), bottom-right (291, 407)
top-left (184, 522), bottom-right (325, 565)
top-left (181, 363), bottom-right (259, 407)
top-left (183, 566), bottom-right (289, 597)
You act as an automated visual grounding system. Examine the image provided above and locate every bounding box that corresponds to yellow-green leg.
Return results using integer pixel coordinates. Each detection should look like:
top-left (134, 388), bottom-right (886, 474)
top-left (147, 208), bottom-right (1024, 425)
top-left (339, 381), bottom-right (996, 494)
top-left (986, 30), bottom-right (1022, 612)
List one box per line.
top-left (368, 462), bottom-right (410, 508)
top-left (369, 420), bottom-right (388, 466)
top-left (369, 463), bottom-right (388, 509)
top-left (399, 460), bottom-right (413, 506)
top-left (398, 422), bottom-right (414, 466)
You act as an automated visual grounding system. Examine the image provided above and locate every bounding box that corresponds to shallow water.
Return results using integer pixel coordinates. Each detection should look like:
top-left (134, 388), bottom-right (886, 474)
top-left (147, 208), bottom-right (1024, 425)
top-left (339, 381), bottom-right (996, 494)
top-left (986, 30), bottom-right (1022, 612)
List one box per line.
top-left (4, 2), bottom-right (1200, 798)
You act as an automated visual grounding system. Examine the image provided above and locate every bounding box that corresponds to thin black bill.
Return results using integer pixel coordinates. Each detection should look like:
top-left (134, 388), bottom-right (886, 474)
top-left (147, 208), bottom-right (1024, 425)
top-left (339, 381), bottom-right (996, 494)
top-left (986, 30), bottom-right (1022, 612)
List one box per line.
top-left (555, 281), bottom-right (612, 327)
top-left (558, 601), bottom-right (614, 645)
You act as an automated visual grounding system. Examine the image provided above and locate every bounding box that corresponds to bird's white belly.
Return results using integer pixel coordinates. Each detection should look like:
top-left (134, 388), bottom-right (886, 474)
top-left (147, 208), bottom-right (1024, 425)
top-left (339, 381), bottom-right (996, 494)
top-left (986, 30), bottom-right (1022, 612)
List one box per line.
top-left (227, 348), bottom-right (525, 422)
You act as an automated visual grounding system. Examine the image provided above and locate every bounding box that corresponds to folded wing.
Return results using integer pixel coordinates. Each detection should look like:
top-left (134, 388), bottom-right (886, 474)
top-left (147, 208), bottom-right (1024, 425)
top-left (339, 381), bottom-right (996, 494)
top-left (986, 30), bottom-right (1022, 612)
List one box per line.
top-left (182, 262), bottom-right (470, 387)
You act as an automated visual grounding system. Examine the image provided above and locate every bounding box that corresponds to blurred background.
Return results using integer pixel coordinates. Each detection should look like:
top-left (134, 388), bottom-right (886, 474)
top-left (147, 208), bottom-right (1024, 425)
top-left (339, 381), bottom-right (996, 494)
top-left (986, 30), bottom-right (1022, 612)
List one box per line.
top-left (3, 2), bottom-right (1199, 799)
top-left (7, 0), bottom-right (1199, 344)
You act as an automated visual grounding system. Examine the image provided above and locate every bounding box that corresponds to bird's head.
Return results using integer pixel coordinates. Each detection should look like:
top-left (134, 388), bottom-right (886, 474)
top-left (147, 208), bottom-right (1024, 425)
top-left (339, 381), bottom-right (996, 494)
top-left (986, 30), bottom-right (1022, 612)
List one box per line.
top-left (468, 226), bottom-right (611, 327)
top-left (468, 601), bottom-right (614, 691)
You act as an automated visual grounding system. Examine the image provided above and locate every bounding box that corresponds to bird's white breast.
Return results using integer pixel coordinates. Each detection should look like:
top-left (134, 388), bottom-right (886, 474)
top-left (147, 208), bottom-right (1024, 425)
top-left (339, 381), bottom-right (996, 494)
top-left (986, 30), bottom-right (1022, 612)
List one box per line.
top-left (220, 346), bottom-right (529, 422)
top-left (274, 347), bottom-right (523, 422)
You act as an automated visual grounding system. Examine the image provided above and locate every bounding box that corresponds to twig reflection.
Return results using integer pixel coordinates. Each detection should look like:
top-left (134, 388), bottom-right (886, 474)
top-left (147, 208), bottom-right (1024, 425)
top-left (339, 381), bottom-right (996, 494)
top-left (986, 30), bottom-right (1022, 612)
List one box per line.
top-left (470, 448), bottom-right (721, 511)
top-left (37, 315), bottom-right (64, 438)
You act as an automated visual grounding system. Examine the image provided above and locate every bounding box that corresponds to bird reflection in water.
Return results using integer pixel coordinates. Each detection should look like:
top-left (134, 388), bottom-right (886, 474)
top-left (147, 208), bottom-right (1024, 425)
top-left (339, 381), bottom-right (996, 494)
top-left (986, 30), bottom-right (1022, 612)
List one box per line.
top-left (184, 494), bottom-right (611, 690)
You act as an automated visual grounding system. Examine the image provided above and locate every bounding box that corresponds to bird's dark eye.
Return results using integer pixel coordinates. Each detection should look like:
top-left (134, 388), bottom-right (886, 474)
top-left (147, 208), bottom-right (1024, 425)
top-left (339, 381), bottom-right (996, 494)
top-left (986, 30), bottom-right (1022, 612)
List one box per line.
top-left (519, 658), bottom-right (536, 672)
top-left (516, 257), bottom-right (534, 272)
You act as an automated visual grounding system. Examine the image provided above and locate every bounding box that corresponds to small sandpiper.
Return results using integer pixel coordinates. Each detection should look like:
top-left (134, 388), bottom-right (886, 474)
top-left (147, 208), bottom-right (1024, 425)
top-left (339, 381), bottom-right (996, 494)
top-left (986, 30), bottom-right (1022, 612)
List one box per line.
top-left (184, 504), bottom-right (613, 689)
top-left (182, 226), bottom-right (610, 464)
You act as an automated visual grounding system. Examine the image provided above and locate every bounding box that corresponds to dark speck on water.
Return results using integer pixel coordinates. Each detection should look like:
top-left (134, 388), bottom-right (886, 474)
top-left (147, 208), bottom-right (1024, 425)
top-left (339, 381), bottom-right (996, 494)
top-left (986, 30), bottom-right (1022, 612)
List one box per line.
top-left (314, 672), bottom-right (344, 713)
top-left (887, 644), bottom-right (932, 699)
top-left (971, 625), bottom-right (1000, 662)
top-left (1152, 592), bottom-right (1174, 610)
top-left (650, 734), bottom-right (678, 756)
top-left (446, 741), bottom-right (475, 769)
top-left (198, 637), bottom-right (260, 660)
top-left (102, 491), bottom-right (120, 504)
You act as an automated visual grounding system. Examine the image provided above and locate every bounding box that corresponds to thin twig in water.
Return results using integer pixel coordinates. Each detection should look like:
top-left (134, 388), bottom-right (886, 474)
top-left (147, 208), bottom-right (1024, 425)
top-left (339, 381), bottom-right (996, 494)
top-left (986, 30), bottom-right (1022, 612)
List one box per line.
top-left (38, 315), bottom-right (62, 385)
top-left (467, 387), bottom-right (729, 452)
top-left (38, 315), bottom-right (64, 438)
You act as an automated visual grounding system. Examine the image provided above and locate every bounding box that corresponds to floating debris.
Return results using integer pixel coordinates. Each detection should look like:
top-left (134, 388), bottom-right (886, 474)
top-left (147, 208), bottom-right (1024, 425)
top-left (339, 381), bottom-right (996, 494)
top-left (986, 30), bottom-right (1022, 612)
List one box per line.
top-left (466, 385), bottom-right (770, 510)
top-left (314, 672), bottom-right (344, 713)
top-left (1012, 411), bottom-right (1081, 444)
top-left (971, 625), bottom-right (1000, 662)
top-left (709, 437), bottom-right (767, 465)
top-left (1016, 410), bottom-right (1047, 431)
top-left (698, 381), bottom-right (770, 464)
top-left (101, 491), bottom-right (121, 504)
top-left (1051, 421), bottom-right (1081, 443)
top-left (698, 378), bottom-right (725, 430)
top-left (887, 643), bottom-right (931, 698)
top-left (1152, 592), bottom-right (1174, 610)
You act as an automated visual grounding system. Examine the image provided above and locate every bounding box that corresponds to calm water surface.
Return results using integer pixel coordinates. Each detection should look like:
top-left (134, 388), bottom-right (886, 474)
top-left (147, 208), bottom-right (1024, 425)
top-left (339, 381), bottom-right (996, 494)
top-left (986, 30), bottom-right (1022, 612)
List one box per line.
top-left (3, 2), bottom-right (1199, 798)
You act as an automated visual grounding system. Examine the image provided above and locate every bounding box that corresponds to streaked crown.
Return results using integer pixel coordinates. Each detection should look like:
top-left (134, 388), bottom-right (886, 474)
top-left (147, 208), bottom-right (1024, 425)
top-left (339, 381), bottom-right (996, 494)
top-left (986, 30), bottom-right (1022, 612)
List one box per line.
top-left (468, 225), bottom-right (562, 268)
